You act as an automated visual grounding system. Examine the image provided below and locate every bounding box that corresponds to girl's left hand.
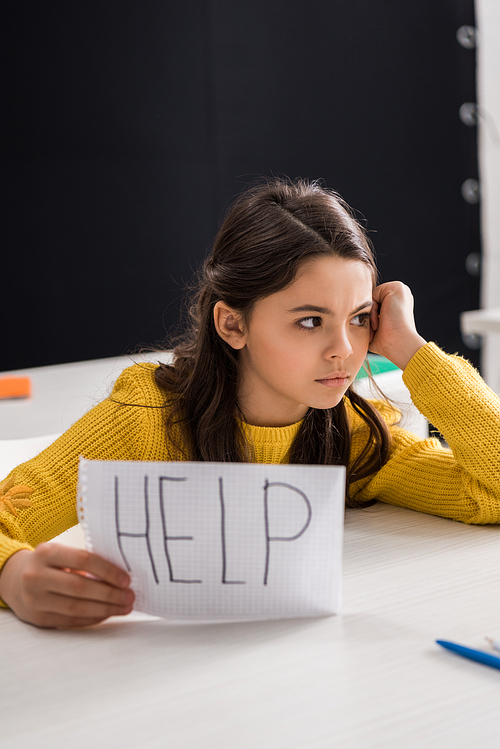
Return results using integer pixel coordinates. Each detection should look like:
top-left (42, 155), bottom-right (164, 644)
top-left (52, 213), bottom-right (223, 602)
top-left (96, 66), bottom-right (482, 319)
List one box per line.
top-left (369, 281), bottom-right (427, 370)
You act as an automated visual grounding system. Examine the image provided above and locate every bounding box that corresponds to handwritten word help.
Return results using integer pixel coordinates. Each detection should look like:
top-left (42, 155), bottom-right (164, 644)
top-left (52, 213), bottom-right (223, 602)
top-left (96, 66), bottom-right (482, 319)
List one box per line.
top-left (78, 460), bottom-right (345, 620)
top-left (115, 474), bottom-right (312, 586)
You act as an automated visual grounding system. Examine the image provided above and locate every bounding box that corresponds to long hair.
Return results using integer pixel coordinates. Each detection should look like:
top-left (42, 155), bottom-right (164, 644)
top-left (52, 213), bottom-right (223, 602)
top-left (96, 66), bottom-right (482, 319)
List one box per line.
top-left (155, 177), bottom-right (392, 507)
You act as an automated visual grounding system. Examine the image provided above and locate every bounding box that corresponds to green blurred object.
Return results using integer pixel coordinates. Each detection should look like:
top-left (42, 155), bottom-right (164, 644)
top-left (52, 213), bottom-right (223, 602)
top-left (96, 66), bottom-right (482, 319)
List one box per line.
top-left (356, 355), bottom-right (401, 380)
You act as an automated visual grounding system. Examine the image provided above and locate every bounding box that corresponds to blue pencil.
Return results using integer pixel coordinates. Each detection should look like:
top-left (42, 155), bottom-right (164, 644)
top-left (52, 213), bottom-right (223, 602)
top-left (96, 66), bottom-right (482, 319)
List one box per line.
top-left (436, 640), bottom-right (500, 671)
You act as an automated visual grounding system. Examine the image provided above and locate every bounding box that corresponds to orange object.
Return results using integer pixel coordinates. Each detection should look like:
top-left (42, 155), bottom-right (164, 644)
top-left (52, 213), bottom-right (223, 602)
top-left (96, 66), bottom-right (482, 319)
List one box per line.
top-left (0, 377), bottom-right (31, 399)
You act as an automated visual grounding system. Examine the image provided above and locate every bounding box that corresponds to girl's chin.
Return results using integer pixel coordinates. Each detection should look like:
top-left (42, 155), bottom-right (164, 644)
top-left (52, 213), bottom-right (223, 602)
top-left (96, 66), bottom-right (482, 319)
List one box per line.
top-left (308, 391), bottom-right (348, 410)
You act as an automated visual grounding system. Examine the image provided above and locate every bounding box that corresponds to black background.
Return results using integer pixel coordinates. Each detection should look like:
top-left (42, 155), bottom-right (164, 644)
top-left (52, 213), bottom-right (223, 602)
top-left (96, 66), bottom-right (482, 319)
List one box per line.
top-left (2, 0), bottom-right (480, 371)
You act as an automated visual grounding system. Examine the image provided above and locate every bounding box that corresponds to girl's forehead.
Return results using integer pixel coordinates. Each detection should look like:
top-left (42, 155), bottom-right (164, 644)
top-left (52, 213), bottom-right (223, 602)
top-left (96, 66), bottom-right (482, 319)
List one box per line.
top-left (296, 254), bottom-right (373, 279)
top-left (288, 256), bottom-right (372, 296)
top-left (253, 256), bottom-right (373, 314)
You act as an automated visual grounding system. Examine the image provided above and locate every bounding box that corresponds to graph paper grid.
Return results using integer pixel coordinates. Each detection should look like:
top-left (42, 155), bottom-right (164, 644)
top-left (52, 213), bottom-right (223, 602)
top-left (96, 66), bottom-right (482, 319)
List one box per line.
top-left (77, 458), bottom-right (345, 622)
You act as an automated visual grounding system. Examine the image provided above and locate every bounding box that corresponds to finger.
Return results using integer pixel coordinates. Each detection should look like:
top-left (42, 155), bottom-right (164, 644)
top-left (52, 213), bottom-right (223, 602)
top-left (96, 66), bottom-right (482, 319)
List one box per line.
top-left (370, 299), bottom-right (379, 333)
top-left (55, 619), bottom-right (109, 630)
top-left (37, 543), bottom-right (131, 589)
top-left (41, 567), bottom-right (135, 607)
top-left (371, 283), bottom-right (386, 304)
top-left (23, 610), bottom-right (120, 629)
top-left (46, 590), bottom-right (133, 619)
top-left (21, 575), bottom-right (134, 620)
top-left (55, 618), bottom-right (116, 630)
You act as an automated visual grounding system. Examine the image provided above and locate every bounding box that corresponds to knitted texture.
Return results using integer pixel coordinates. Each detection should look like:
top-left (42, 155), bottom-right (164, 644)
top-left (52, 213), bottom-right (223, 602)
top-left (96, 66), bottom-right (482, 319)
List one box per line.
top-left (240, 419), bottom-right (303, 464)
top-left (349, 342), bottom-right (500, 523)
top-left (1, 343), bottom-right (500, 605)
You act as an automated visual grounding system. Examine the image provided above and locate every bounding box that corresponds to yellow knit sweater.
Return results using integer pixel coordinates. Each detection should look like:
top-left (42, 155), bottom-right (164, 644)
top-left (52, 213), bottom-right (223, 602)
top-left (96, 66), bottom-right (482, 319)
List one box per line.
top-left (1, 342), bottom-right (500, 597)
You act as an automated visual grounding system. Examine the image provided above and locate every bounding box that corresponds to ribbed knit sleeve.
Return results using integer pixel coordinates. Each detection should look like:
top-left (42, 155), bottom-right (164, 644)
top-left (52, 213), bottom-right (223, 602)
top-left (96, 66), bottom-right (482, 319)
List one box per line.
top-left (0, 363), bottom-right (171, 585)
top-left (351, 342), bottom-right (500, 523)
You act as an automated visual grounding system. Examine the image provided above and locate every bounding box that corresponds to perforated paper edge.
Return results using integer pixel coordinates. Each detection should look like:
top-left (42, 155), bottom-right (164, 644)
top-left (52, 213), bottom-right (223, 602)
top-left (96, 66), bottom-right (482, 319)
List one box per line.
top-left (76, 456), bottom-right (95, 553)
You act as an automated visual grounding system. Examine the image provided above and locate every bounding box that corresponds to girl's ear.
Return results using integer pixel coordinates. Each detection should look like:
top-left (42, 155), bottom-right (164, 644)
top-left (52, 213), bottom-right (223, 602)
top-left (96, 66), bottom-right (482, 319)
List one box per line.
top-left (213, 302), bottom-right (247, 349)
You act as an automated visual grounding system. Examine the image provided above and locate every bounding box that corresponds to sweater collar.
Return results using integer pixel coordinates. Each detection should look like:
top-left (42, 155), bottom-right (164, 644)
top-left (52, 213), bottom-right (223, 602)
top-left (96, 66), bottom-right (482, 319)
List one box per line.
top-left (237, 417), bottom-right (304, 464)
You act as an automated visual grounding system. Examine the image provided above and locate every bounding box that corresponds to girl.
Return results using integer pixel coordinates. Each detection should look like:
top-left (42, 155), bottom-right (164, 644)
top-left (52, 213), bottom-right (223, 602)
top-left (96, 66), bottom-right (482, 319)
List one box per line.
top-left (1, 177), bottom-right (499, 629)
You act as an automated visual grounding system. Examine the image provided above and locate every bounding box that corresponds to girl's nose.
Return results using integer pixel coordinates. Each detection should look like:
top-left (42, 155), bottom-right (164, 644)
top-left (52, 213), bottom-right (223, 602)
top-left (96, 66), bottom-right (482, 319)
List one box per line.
top-left (324, 331), bottom-right (353, 360)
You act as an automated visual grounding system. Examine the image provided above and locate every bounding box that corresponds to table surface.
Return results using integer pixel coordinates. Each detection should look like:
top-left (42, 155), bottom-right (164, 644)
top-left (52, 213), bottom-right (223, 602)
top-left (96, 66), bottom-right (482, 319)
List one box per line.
top-left (2, 358), bottom-right (500, 748)
top-left (3, 503), bottom-right (500, 749)
top-left (0, 353), bottom-right (168, 440)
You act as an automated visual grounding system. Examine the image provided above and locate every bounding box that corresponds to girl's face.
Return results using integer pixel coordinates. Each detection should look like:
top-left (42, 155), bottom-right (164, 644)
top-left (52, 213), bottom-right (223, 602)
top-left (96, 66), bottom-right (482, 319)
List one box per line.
top-left (224, 255), bottom-right (374, 427)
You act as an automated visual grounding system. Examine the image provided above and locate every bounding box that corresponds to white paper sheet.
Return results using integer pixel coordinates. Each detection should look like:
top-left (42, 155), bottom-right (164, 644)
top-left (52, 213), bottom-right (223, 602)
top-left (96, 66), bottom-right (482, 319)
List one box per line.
top-left (77, 458), bottom-right (345, 622)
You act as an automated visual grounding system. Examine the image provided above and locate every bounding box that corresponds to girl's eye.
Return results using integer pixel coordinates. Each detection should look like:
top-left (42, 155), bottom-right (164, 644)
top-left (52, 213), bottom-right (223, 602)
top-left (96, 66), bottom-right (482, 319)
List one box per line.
top-left (298, 316), bottom-right (321, 330)
top-left (351, 313), bottom-right (371, 327)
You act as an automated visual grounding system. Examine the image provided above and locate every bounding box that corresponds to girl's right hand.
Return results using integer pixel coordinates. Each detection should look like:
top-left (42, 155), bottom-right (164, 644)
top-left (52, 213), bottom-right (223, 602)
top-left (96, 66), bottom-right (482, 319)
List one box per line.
top-left (0, 543), bottom-right (134, 628)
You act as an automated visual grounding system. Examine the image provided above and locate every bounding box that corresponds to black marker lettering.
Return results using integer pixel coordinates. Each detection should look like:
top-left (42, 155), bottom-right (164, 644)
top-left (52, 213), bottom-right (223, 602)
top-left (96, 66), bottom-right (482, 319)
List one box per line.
top-left (263, 480), bottom-right (312, 586)
top-left (159, 476), bottom-right (201, 583)
top-left (115, 475), bottom-right (159, 584)
top-left (219, 477), bottom-right (246, 584)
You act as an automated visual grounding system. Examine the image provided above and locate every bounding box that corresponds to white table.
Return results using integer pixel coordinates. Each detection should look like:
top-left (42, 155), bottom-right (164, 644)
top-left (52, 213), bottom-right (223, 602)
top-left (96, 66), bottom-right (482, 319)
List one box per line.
top-left (1, 357), bottom-right (499, 748)
top-left (2, 503), bottom-right (500, 749)
top-left (0, 353), bottom-right (169, 440)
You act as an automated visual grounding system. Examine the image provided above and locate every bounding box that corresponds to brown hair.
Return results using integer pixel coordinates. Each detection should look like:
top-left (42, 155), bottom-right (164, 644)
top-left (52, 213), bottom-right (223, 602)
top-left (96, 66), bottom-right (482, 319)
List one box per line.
top-left (155, 177), bottom-right (392, 507)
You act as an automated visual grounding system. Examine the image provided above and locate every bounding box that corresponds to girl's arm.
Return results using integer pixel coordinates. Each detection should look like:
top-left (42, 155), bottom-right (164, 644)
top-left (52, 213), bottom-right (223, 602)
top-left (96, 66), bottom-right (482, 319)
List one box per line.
top-left (0, 363), bottom-right (168, 626)
top-left (353, 282), bottom-right (500, 522)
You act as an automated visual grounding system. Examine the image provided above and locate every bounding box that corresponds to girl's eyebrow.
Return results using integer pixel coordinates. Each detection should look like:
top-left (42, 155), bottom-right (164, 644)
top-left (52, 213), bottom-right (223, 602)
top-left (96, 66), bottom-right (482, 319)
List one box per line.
top-left (287, 301), bottom-right (374, 315)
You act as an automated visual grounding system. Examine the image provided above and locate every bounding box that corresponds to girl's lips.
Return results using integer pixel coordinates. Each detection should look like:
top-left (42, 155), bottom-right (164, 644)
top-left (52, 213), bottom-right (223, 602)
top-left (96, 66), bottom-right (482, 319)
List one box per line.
top-left (316, 375), bottom-right (350, 388)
